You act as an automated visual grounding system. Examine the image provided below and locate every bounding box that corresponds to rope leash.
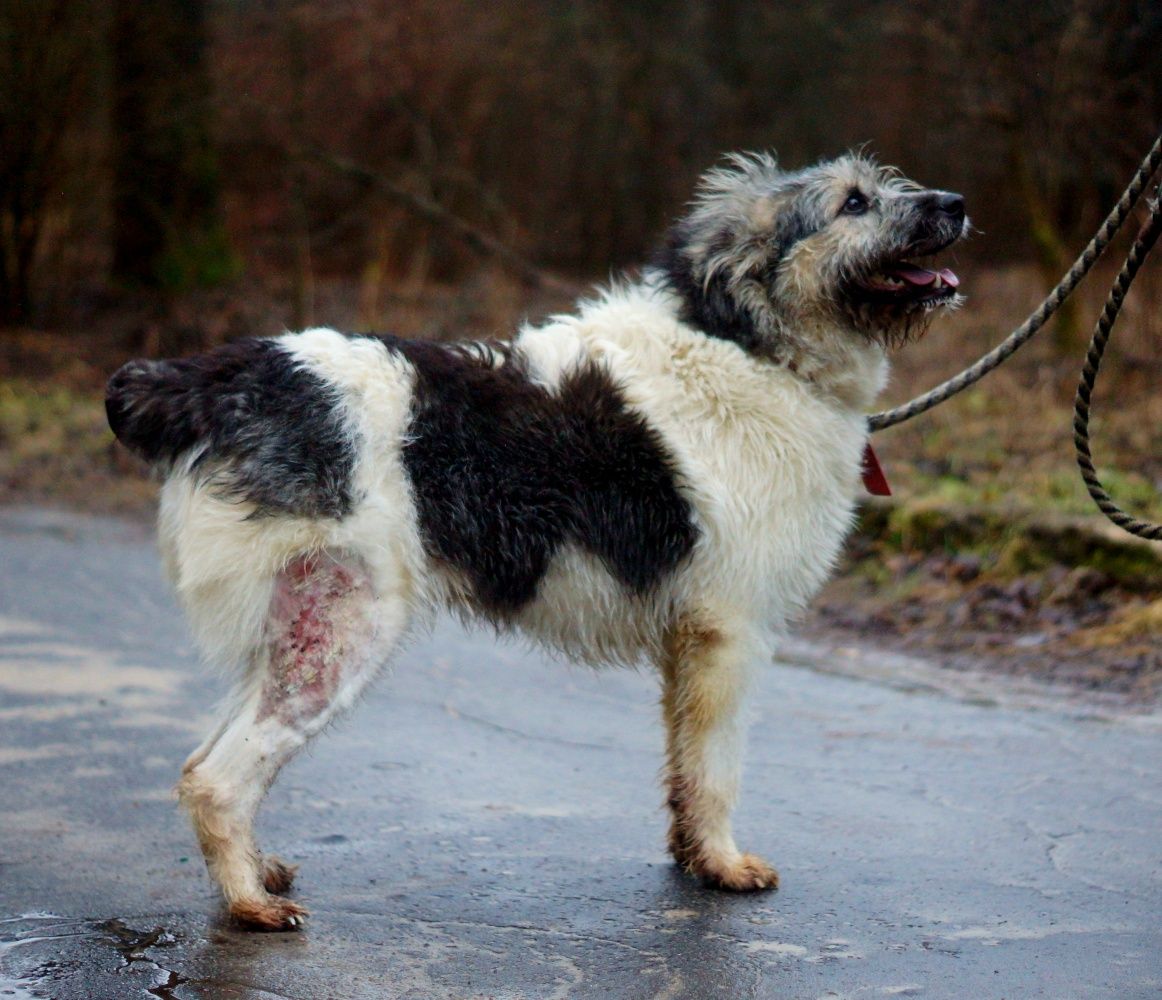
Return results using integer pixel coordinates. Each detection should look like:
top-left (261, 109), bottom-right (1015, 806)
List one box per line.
top-left (868, 132), bottom-right (1162, 541)
top-left (1073, 189), bottom-right (1162, 540)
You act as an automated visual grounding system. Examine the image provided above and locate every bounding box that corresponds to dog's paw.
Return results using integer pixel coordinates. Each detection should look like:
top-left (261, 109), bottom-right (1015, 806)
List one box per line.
top-left (229, 895), bottom-right (309, 932)
top-left (261, 856), bottom-right (299, 895)
top-left (696, 852), bottom-right (780, 892)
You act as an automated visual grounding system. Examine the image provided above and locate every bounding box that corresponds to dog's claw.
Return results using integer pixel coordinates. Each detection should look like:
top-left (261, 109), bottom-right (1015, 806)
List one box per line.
top-left (693, 852), bottom-right (781, 892)
top-left (229, 896), bottom-right (309, 932)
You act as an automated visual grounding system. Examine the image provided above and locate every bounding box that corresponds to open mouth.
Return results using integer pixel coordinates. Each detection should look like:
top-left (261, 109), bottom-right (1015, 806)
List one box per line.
top-left (855, 260), bottom-right (960, 308)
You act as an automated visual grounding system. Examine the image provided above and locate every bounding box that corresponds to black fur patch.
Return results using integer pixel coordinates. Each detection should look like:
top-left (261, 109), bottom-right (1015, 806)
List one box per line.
top-left (653, 225), bottom-right (764, 354)
top-left (653, 209), bottom-right (813, 355)
top-left (105, 339), bottom-right (355, 519)
top-left (383, 337), bottom-right (698, 615)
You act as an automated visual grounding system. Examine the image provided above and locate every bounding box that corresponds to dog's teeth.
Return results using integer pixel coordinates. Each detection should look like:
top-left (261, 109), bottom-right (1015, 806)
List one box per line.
top-left (869, 273), bottom-right (906, 291)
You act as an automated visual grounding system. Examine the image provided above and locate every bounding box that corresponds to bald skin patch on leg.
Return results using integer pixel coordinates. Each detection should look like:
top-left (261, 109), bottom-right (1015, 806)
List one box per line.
top-left (258, 553), bottom-right (376, 728)
top-left (179, 549), bottom-right (400, 931)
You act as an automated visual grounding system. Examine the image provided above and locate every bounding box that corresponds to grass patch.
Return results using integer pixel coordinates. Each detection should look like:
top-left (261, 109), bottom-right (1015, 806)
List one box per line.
top-left (0, 380), bottom-right (112, 460)
top-left (853, 498), bottom-right (1162, 591)
top-left (1077, 600), bottom-right (1162, 647)
top-left (0, 379), bottom-right (154, 513)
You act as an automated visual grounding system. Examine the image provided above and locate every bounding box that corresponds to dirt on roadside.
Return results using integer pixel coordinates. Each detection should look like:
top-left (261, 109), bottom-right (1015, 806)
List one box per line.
top-left (806, 503), bottom-right (1162, 703)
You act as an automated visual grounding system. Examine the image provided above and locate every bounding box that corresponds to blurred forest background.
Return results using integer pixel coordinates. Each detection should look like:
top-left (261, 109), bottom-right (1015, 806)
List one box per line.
top-left (3, 0), bottom-right (1159, 337)
top-left (1, 0), bottom-right (1161, 690)
top-left (2, 0), bottom-right (1162, 499)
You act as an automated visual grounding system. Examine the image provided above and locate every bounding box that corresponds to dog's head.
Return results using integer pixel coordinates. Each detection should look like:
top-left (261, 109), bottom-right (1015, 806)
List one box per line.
top-left (654, 152), bottom-right (968, 355)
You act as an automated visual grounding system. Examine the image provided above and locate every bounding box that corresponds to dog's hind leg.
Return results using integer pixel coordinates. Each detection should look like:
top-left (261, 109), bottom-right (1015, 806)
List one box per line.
top-left (661, 611), bottom-right (779, 892)
top-left (177, 549), bottom-right (406, 930)
top-left (184, 723), bottom-right (296, 896)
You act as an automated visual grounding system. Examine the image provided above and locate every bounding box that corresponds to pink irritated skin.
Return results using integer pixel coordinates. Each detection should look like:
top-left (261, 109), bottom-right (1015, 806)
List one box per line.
top-left (257, 553), bottom-right (375, 727)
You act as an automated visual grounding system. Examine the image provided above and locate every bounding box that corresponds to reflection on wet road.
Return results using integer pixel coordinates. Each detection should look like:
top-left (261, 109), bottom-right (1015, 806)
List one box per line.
top-left (1, 508), bottom-right (1160, 999)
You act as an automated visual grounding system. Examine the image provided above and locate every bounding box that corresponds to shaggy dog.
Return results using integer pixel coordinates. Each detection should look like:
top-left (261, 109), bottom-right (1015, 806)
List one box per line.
top-left (106, 152), bottom-right (967, 930)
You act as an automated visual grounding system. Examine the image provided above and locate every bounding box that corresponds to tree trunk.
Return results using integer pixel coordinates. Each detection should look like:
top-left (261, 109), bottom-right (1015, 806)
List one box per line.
top-left (110, 0), bottom-right (234, 291)
top-left (1010, 140), bottom-right (1082, 354)
top-left (0, 0), bottom-right (93, 324)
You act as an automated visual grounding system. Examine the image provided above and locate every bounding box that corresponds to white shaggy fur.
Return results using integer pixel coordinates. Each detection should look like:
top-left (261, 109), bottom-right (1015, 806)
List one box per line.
top-left (145, 152), bottom-right (967, 929)
top-left (163, 286), bottom-right (879, 673)
top-left (161, 282), bottom-right (881, 927)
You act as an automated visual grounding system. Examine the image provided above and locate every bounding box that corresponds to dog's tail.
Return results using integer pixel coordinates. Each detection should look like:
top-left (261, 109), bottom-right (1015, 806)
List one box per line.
top-left (106, 356), bottom-right (215, 467)
top-left (105, 338), bottom-right (356, 518)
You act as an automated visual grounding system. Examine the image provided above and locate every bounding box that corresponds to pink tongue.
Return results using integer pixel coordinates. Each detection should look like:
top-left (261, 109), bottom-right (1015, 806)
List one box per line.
top-left (890, 263), bottom-right (960, 288)
top-left (891, 263), bottom-right (937, 286)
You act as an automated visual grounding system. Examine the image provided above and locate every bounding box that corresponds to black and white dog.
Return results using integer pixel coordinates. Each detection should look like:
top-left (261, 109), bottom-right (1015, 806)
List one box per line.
top-left (107, 152), bottom-right (967, 929)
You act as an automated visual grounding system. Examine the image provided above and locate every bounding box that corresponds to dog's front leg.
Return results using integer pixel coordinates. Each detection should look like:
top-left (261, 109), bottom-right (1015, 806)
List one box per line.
top-left (660, 612), bottom-right (779, 891)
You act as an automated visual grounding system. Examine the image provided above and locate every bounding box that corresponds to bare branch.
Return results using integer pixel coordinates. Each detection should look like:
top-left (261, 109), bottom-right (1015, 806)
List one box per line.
top-left (306, 149), bottom-right (581, 298)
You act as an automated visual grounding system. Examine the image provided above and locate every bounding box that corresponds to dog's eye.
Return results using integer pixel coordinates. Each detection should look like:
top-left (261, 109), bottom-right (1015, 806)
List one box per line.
top-left (840, 191), bottom-right (869, 216)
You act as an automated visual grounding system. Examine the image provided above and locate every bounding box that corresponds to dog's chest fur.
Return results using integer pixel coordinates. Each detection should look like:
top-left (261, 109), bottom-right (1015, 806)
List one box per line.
top-left (521, 287), bottom-right (880, 636)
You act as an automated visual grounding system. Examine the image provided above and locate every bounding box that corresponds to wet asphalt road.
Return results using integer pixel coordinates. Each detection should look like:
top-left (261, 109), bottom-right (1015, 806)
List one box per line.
top-left (0, 507), bottom-right (1160, 1000)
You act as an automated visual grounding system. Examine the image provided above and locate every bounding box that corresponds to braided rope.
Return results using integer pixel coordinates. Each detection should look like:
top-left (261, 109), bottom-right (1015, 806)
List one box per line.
top-left (1072, 191), bottom-right (1162, 540)
top-left (868, 132), bottom-right (1162, 432)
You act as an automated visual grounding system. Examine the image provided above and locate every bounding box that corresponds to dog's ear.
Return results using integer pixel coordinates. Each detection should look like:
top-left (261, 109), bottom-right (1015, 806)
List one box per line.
top-left (653, 224), bottom-right (764, 354)
top-left (766, 207), bottom-right (813, 275)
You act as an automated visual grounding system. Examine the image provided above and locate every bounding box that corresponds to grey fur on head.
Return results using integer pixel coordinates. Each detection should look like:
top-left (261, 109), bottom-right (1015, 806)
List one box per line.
top-left (653, 152), bottom-right (968, 358)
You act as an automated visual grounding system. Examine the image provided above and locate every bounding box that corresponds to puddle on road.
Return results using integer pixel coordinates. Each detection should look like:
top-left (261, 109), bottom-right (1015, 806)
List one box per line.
top-left (0, 911), bottom-right (325, 1000)
top-left (0, 913), bottom-right (88, 998)
top-left (0, 913), bottom-right (188, 1000)
top-left (97, 918), bottom-right (187, 998)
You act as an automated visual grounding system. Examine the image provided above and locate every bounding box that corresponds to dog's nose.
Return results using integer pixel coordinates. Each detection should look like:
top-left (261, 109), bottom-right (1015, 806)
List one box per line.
top-left (936, 192), bottom-right (965, 223)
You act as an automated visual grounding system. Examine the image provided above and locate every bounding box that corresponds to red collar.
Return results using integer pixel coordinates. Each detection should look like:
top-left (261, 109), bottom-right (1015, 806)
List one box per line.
top-left (861, 442), bottom-right (891, 496)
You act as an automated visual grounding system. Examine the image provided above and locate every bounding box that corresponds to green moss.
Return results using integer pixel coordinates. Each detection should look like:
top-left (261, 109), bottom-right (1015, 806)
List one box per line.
top-left (881, 501), bottom-right (1008, 554)
top-left (0, 382), bottom-right (111, 458)
top-left (1086, 469), bottom-right (1162, 522)
top-left (0, 379), bottom-right (118, 493)
top-left (854, 498), bottom-right (1162, 591)
top-left (991, 536), bottom-right (1053, 579)
top-left (1024, 521), bottom-right (1162, 590)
